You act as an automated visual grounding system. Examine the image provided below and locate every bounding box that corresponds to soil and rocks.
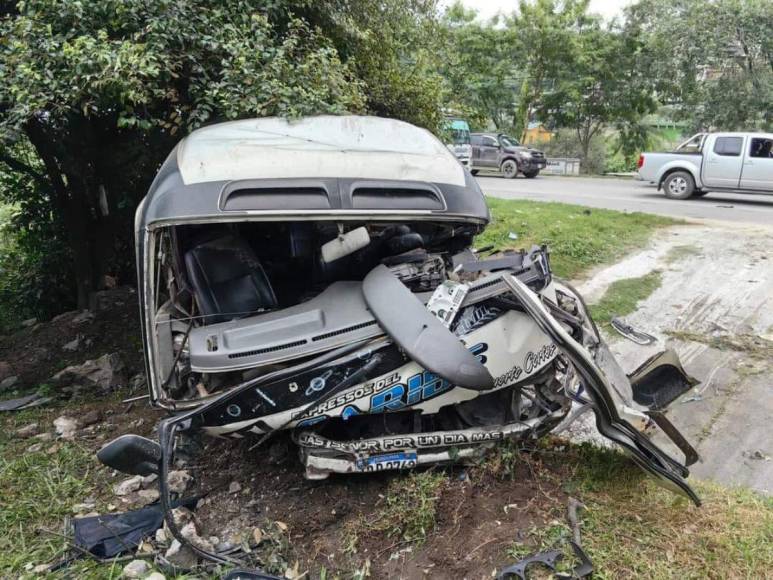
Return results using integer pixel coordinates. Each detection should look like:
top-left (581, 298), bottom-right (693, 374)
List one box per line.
top-left (0, 286), bottom-right (144, 396)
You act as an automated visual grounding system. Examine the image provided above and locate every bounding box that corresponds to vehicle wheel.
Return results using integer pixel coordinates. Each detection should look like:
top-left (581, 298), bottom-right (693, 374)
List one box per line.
top-left (663, 171), bottom-right (695, 199)
top-left (523, 170), bottom-right (539, 178)
top-left (470, 169), bottom-right (479, 176)
top-left (501, 159), bottom-right (518, 179)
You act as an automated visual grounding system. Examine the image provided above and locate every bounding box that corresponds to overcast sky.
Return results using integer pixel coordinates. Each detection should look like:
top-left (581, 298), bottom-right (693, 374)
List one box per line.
top-left (442, 0), bottom-right (633, 21)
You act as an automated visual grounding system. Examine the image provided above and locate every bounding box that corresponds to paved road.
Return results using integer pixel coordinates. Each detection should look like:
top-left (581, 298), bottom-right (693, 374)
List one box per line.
top-left (477, 173), bottom-right (773, 226)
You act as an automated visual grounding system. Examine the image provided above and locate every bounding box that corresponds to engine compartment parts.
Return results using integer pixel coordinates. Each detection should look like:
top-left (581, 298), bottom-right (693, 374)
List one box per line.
top-left (427, 280), bottom-right (469, 327)
top-left (496, 548), bottom-right (563, 580)
top-left (361, 264), bottom-right (494, 390)
top-left (497, 496), bottom-right (593, 580)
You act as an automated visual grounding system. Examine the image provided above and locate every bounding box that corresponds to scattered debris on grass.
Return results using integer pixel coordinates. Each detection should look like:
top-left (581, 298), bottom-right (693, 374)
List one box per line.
top-left (1, 204), bottom-right (770, 578)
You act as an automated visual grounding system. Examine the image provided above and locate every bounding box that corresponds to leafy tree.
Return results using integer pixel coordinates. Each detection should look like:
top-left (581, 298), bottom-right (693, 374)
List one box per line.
top-left (0, 1), bottom-right (375, 311)
top-left (627, 0), bottom-right (773, 131)
top-left (538, 18), bottom-right (656, 167)
top-left (440, 3), bottom-right (519, 130)
top-left (0, 143), bottom-right (72, 326)
top-left (504, 0), bottom-right (591, 140)
top-left (305, 0), bottom-right (446, 131)
top-left (439, 0), bottom-right (595, 138)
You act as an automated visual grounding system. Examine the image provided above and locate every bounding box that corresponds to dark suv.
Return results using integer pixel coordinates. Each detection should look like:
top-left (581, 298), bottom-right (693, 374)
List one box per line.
top-left (470, 133), bottom-right (546, 178)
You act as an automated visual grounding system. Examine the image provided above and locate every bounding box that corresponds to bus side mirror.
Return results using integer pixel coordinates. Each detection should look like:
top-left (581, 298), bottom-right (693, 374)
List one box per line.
top-left (97, 434), bottom-right (162, 476)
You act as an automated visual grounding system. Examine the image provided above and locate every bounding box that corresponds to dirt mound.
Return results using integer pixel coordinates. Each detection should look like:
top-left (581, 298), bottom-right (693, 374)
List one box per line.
top-left (0, 286), bottom-right (144, 392)
top-left (183, 434), bottom-right (560, 579)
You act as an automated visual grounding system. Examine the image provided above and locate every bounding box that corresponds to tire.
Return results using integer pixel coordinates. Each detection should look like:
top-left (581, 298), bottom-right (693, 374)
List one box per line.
top-left (501, 158), bottom-right (518, 179)
top-left (470, 169), bottom-right (479, 176)
top-left (523, 170), bottom-right (539, 178)
top-left (663, 171), bottom-right (696, 199)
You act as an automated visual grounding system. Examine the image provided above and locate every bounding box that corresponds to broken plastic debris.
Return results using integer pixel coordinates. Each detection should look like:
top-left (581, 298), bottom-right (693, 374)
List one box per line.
top-left (426, 280), bottom-right (469, 327)
top-left (0, 394), bottom-right (50, 412)
top-left (746, 450), bottom-right (770, 461)
top-left (610, 317), bottom-right (657, 345)
top-left (681, 393), bottom-right (703, 404)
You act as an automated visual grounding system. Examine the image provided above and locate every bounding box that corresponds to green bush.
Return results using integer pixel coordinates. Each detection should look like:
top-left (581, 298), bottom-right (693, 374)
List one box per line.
top-left (0, 145), bottom-right (75, 331)
top-left (0, 203), bottom-right (74, 332)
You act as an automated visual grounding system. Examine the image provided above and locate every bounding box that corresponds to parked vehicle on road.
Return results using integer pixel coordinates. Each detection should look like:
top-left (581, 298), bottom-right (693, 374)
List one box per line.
top-left (471, 132), bottom-right (547, 178)
top-left (443, 118), bottom-right (472, 168)
top-left (637, 132), bottom-right (773, 199)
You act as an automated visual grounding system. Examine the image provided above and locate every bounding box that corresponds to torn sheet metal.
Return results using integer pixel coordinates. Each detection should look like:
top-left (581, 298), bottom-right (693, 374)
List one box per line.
top-left (629, 349), bottom-right (699, 411)
top-left (496, 542), bottom-right (593, 580)
top-left (0, 394), bottom-right (50, 412)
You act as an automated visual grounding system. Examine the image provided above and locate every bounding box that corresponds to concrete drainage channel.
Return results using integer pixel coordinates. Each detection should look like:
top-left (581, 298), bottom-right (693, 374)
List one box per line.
top-left (564, 222), bottom-right (773, 494)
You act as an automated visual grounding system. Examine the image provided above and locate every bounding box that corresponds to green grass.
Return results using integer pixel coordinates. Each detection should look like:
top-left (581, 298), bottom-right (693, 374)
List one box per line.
top-left (343, 470), bottom-right (445, 556)
top-left (378, 470), bottom-right (445, 543)
top-left (0, 405), bottom-right (170, 579)
top-left (477, 198), bottom-right (677, 279)
top-left (493, 441), bottom-right (773, 578)
top-left (555, 445), bottom-right (773, 579)
top-left (664, 244), bottom-right (702, 264)
top-left (0, 438), bottom-right (117, 577)
top-left (588, 271), bottom-right (663, 329)
top-left (0, 427), bottom-right (224, 579)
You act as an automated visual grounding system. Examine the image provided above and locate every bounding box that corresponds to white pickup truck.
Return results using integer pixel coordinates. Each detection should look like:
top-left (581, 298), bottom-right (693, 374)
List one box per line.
top-left (637, 132), bottom-right (773, 199)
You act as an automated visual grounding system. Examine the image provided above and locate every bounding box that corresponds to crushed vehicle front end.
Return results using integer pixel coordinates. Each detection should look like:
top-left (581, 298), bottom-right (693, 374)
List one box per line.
top-left (99, 116), bottom-right (700, 568)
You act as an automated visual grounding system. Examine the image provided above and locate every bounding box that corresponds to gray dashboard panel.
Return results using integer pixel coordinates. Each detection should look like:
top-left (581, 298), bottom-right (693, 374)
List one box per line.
top-left (188, 282), bottom-right (382, 372)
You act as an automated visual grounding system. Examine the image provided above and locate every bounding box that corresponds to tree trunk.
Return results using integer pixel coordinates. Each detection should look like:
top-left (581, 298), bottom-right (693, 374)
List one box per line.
top-left (519, 100), bottom-right (532, 143)
top-left (67, 178), bottom-right (96, 309)
top-left (576, 121), bottom-right (592, 174)
top-left (515, 79), bottom-right (531, 141)
top-left (577, 120), bottom-right (602, 174)
top-left (25, 120), bottom-right (96, 310)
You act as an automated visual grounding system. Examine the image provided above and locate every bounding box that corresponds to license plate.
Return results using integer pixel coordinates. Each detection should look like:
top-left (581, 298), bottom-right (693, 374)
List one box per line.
top-left (356, 451), bottom-right (418, 472)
